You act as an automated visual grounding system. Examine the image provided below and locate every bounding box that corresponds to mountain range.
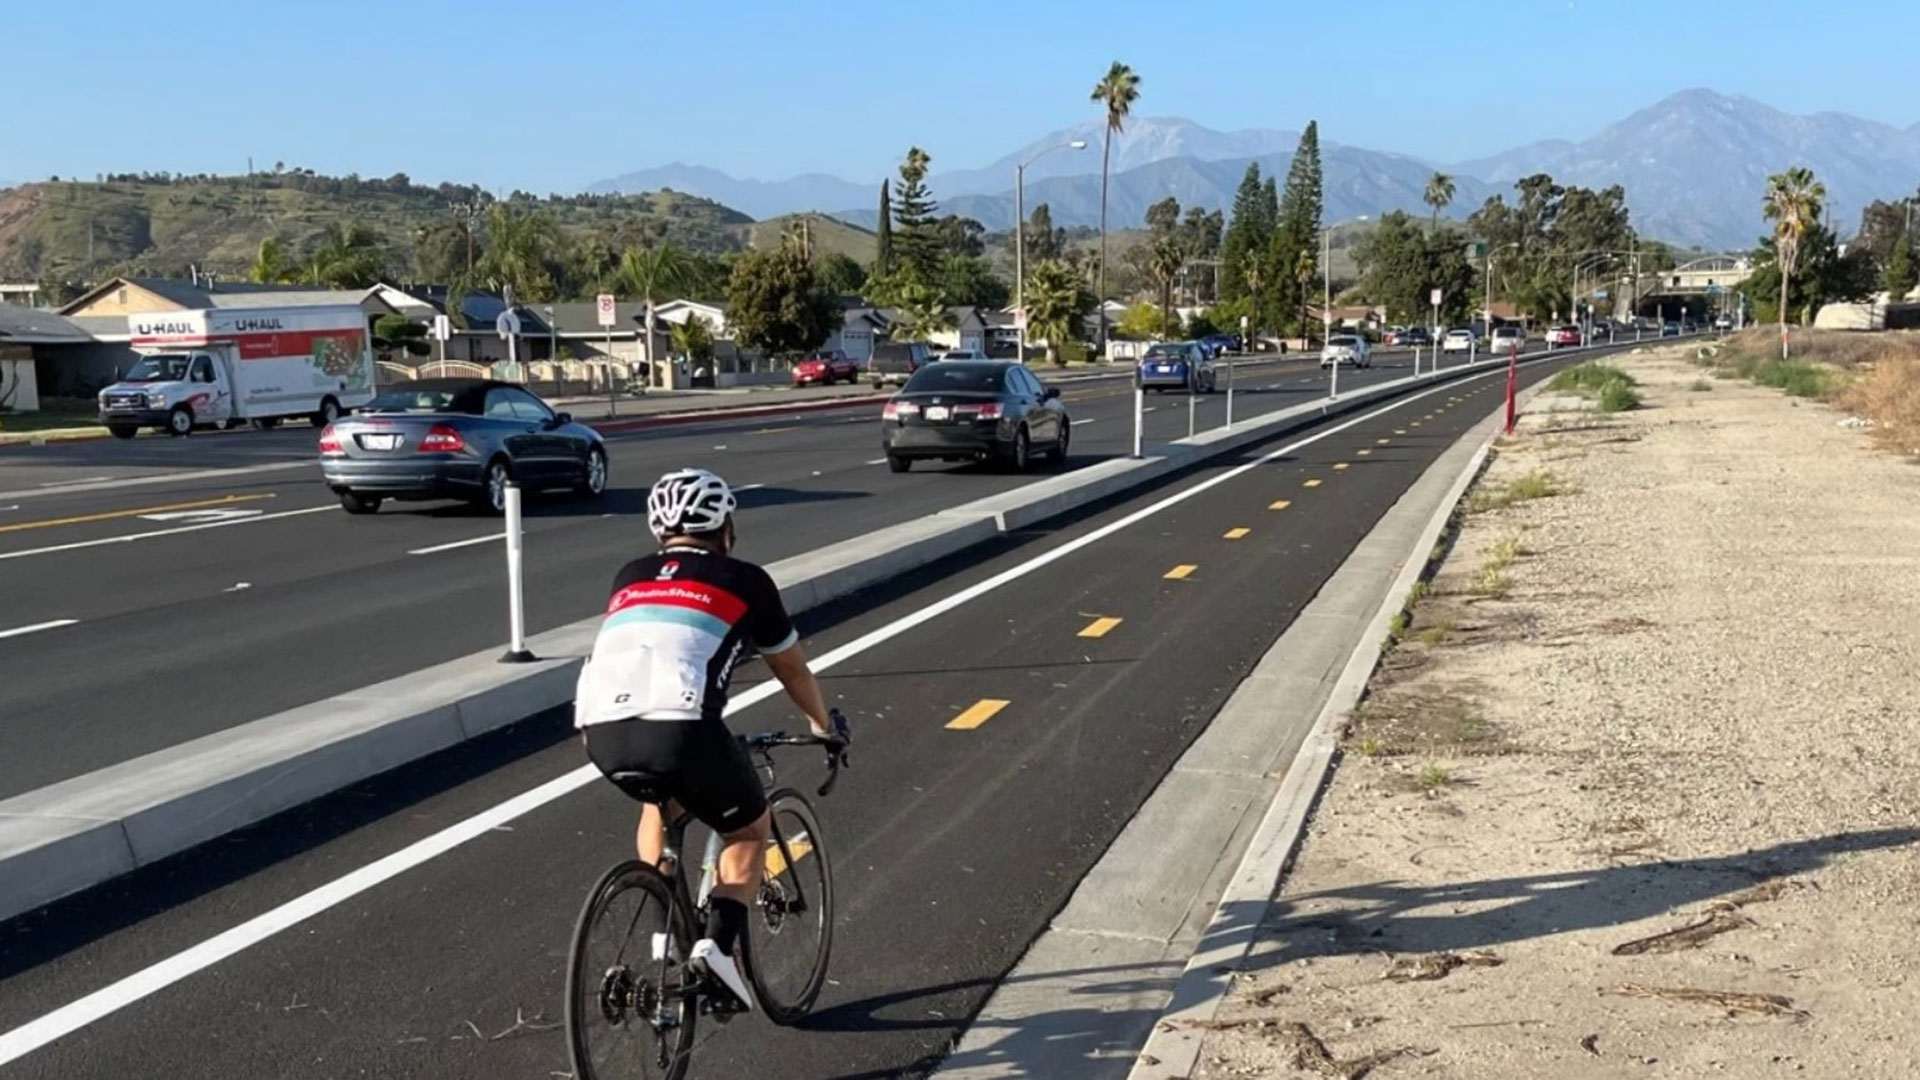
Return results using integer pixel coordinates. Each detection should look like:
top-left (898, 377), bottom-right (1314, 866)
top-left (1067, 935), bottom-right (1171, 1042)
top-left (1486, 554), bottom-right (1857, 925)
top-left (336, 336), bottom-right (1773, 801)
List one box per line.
top-left (590, 91), bottom-right (1920, 251)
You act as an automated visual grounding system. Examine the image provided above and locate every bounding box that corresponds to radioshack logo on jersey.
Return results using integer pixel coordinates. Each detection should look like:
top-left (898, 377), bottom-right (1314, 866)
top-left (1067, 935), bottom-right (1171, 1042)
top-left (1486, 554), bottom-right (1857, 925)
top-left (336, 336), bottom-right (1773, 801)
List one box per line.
top-left (658, 560), bottom-right (680, 579)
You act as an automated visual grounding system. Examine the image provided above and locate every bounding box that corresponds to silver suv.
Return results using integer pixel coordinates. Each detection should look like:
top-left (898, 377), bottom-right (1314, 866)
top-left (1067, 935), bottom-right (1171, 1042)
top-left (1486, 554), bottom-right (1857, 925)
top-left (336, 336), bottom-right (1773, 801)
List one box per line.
top-left (1319, 334), bottom-right (1371, 369)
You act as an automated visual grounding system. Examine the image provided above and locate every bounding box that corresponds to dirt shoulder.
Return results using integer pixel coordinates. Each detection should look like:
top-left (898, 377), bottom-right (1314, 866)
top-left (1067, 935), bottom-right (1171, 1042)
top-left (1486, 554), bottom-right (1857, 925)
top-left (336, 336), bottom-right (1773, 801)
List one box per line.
top-left (1193, 343), bottom-right (1920, 1078)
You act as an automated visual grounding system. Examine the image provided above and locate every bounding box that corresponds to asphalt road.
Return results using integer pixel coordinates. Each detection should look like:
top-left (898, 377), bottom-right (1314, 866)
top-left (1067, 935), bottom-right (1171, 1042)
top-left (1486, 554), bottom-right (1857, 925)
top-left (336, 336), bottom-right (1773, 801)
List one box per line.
top-left (0, 351), bottom-right (1449, 798)
top-left (0, 351), bottom-right (1586, 1079)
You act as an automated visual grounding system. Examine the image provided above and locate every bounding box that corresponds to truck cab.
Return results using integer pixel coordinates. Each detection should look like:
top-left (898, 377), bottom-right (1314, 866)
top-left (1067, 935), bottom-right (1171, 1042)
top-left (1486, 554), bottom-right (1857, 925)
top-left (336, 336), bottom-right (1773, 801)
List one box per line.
top-left (98, 348), bottom-right (240, 438)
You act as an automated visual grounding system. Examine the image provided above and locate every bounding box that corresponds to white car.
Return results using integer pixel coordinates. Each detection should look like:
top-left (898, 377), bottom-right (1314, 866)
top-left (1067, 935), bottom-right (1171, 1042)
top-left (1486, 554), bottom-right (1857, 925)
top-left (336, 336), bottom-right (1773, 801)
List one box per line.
top-left (1488, 326), bottom-right (1526, 353)
top-left (1441, 329), bottom-right (1476, 354)
top-left (1319, 334), bottom-right (1372, 369)
top-left (939, 349), bottom-right (989, 361)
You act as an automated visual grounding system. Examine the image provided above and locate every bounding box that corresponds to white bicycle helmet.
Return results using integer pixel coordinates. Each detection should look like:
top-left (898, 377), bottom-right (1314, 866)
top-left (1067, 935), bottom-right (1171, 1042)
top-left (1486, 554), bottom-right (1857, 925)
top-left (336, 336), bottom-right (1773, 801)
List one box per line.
top-left (647, 468), bottom-right (736, 535)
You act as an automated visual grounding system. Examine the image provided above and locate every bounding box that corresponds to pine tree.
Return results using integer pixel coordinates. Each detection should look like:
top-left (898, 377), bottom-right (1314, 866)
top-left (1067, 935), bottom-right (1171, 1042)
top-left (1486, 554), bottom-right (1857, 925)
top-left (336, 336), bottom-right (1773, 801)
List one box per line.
top-left (1274, 121), bottom-right (1324, 334)
top-left (891, 147), bottom-right (941, 284)
top-left (874, 180), bottom-right (893, 279)
top-left (1883, 233), bottom-right (1917, 300)
top-left (1219, 164), bottom-right (1264, 302)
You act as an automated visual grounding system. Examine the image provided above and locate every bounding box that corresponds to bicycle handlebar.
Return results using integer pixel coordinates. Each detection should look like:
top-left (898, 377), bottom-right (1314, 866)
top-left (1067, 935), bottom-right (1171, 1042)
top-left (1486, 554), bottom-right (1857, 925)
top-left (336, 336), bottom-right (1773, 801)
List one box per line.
top-left (745, 708), bottom-right (851, 798)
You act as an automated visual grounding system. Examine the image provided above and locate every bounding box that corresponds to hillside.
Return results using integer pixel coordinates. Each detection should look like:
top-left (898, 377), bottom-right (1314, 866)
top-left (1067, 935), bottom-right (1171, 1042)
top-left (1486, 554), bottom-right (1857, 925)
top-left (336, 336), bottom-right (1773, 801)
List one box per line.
top-left (0, 174), bottom-right (760, 283)
top-left (747, 212), bottom-right (878, 264)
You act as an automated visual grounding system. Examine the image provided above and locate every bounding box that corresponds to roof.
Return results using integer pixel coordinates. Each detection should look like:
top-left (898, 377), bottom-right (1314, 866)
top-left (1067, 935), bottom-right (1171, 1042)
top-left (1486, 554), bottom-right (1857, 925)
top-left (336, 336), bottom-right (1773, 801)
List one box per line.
top-left (58, 276), bottom-right (385, 315)
top-left (0, 303), bottom-right (93, 344)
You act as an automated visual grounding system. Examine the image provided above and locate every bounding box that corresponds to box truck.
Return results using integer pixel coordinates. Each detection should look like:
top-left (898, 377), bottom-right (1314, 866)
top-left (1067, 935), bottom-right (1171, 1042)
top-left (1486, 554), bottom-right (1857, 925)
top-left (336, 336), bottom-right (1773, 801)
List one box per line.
top-left (97, 304), bottom-right (376, 438)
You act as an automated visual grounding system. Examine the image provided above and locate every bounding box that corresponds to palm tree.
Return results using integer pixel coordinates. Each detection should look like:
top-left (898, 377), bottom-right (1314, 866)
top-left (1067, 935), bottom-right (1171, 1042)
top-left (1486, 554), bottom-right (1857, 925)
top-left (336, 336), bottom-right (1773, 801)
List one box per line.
top-left (1148, 237), bottom-right (1185, 337)
top-left (303, 223), bottom-right (387, 288)
top-left (670, 313), bottom-right (714, 366)
top-left (477, 203), bottom-right (562, 303)
top-left (1090, 61), bottom-right (1141, 355)
top-left (1242, 257), bottom-right (1266, 344)
top-left (1763, 166), bottom-right (1825, 359)
top-left (616, 243), bottom-right (693, 381)
top-left (1023, 260), bottom-right (1089, 366)
top-left (1423, 172), bottom-right (1456, 231)
top-left (249, 236), bottom-right (295, 283)
top-left (1294, 247), bottom-right (1317, 345)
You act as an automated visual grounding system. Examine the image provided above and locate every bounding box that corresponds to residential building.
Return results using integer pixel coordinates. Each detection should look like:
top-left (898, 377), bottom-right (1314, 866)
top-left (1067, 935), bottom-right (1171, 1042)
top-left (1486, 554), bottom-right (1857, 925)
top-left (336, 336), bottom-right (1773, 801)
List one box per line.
top-left (652, 300), bottom-right (731, 339)
top-left (1, 303), bottom-right (94, 410)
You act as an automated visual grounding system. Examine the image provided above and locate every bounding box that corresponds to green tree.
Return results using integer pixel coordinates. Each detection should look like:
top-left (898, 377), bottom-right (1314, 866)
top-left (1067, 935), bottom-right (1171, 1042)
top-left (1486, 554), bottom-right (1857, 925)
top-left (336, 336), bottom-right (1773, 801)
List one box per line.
top-left (1115, 301), bottom-right (1166, 341)
top-left (1423, 172), bottom-right (1456, 230)
top-left (669, 313), bottom-right (715, 364)
top-left (1219, 163), bottom-right (1266, 303)
top-left (1762, 166), bottom-right (1825, 357)
top-left (932, 215), bottom-right (986, 259)
top-left (1025, 202), bottom-right (1065, 264)
top-left (874, 180), bottom-right (894, 278)
top-left (890, 281), bottom-right (957, 342)
top-left (303, 222), bottom-right (387, 288)
top-left (937, 254), bottom-right (1009, 309)
top-left (1273, 123), bottom-right (1320, 334)
top-left (1148, 236), bottom-right (1185, 336)
top-left (725, 245), bottom-right (836, 357)
top-left (616, 243), bottom-right (694, 377)
top-left (475, 203), bottom-right (562, 302)
top-left (1024, 259), bottom-right (1093, 365)
top-left (891, 147), bottom-right (941, 282)
top-left (1883, 232), bottom-right (1916, 300)
top-left (249, 236), bottom-right (296, 283)
top-left (1292, 244), bottom-right (1318, 343)
top-left (814, 252), bottom-right (867, 297)
top-left (1090, 60), bottom-right (1141, 350)
top-left (372, 314), bottom-right (430, 358)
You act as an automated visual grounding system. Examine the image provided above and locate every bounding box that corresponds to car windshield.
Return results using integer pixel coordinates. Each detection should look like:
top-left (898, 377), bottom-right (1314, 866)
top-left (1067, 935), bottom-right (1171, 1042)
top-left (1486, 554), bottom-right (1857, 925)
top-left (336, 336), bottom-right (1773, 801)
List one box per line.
top-left (1328, 337), bottom-right (1359, 348)
top-left (902, 364), bottom-right (1006, 393)
top-left (1447, 331), bottom-right (1470, 339)
top-left (1143, 346), bottom-right (1189, 361)
top-left (365, 387), bottom-right (470, 414)
top-left (122, 353), bottom-right (191, 382)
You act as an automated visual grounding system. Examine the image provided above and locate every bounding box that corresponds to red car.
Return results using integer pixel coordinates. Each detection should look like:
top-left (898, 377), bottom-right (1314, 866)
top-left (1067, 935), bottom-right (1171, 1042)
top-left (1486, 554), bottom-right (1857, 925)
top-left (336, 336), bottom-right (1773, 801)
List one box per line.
top-left (792, 350), bottom-right (859, 386)
top-left (1545, 325), bottom-right (1581, 348)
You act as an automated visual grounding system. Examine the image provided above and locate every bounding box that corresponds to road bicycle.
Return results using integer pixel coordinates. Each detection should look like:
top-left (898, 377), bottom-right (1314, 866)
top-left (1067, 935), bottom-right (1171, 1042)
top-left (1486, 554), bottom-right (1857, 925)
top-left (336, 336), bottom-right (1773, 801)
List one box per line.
top-left (565, 713), bottom-right (850, 1080)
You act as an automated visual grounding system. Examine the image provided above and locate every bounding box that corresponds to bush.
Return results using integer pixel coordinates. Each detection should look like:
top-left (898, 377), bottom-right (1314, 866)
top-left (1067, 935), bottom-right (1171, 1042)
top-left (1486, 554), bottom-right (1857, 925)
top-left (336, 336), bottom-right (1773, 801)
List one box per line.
top-left (1550, 362), bottom-right (1639, 411)
top-left (1835, 348), bottom-right (1920, 456)
top-left (1597, 379), bottom-right (1641, 412)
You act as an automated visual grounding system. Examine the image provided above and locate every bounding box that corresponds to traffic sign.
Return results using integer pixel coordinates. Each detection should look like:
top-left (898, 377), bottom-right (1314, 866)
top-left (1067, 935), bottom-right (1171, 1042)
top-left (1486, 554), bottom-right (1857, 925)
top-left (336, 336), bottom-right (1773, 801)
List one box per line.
top-left (1013, 309), bottom-right (1028, 331)
top-left (596, 293), bottom-right (617, 327)
top-left (431, 314), bottom-right (451, 342)
top-left (1430, 288), bottom-right (1443, 307)
top-left (495, 309), bottom-right (522, 340)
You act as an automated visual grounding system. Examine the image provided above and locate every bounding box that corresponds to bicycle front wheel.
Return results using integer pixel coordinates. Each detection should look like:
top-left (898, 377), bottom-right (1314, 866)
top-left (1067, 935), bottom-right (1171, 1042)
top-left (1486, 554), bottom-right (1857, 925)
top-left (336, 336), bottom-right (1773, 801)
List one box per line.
top-left (742, 789), bottom-right (835, 1025)
top-left (565, 861), bottom-right (698, 1080)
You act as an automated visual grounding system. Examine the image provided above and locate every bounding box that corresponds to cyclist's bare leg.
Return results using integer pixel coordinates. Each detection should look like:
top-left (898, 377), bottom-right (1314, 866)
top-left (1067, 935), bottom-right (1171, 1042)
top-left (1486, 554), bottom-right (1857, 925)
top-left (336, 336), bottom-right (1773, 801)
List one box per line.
top-left (710, 809), bottom-right (772, 908)
top-left (635, 800), bottom-right (682, 871)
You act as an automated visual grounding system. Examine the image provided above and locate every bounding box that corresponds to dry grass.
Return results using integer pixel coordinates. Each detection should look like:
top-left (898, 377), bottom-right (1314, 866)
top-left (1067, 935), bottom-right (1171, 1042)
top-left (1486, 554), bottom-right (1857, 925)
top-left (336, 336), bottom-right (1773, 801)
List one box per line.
top-left (1835, 350), bottom-right (1920, 457)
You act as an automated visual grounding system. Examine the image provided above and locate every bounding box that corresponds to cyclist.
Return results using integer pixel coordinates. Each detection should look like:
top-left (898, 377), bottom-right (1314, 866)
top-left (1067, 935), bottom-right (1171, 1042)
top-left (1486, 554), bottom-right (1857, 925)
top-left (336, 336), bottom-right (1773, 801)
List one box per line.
top-left (575, 467), bottom-right (841, 1011)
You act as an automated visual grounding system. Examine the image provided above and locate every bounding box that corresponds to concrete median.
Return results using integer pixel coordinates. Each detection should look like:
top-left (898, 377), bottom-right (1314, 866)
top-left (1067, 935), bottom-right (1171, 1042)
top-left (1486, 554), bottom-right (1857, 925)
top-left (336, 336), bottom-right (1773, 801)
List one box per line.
top-left (0, 342), bottom-right (1630, 924)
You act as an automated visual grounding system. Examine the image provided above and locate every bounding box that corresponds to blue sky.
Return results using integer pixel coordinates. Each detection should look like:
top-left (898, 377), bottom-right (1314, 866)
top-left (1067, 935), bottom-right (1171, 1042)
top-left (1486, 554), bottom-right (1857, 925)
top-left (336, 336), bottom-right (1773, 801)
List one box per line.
top-left (2, 0), bottom-right (1912, 191)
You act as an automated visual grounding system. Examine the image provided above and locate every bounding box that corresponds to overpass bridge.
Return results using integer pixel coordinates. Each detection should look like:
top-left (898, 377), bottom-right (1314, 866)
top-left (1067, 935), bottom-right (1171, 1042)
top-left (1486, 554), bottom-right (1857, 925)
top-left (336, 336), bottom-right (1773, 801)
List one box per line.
top-left (1613, 255), bottom-right (1753, 320)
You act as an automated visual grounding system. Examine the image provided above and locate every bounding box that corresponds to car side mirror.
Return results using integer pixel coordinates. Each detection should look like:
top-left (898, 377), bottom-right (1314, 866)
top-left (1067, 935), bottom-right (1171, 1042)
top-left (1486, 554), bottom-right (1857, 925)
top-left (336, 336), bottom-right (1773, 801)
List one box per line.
top-left (552, 412), bottom-right (572, 427)
top-left (1044, 386), bottom-right (1060, 400)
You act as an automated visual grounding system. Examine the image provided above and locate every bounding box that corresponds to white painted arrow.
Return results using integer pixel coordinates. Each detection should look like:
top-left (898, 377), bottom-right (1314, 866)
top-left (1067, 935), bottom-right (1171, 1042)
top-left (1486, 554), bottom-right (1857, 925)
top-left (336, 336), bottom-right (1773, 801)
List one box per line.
top-left (138, 509), bottom-right (265, 525)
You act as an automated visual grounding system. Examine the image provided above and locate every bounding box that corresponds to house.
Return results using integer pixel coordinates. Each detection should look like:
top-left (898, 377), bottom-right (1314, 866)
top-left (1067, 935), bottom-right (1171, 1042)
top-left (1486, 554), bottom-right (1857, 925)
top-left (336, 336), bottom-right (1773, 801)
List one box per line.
top-left (1, 304), bottom-right (95, 410)
top-left (823, 306), bottom-right (891, 363)
top-left (365, 283), bottom-right (557, 367)
top-left (538, 300), bottom-right (670, 369)
top-left (652, 299), bottom-right (731, 339)
top-left (927, 306), bottom-right (992, 354)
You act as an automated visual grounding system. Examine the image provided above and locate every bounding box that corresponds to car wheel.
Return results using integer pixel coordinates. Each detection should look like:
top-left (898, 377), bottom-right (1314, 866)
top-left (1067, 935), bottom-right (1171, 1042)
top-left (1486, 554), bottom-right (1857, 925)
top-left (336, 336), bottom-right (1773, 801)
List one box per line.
top-left (1006, 427), bottom-right (1031, 473)
top-left (887, 454), bottom-right (911, 473)
top-left (483, 458), bottom-right (513, 515)
top-left (252, 416), bottom-right (282, 431)
top-left (1050, 421), bottom-right (1071, 466)
top-left (575, 447), bottom-right (608, 499)
top-left (339, 491), bottom-right (382, 515)
top-left (312, 396), bottom-right (342, 427)
top-left (108, 424), bottom-right (139, 440)
top-left (166, 405), bottom-right (194, 437)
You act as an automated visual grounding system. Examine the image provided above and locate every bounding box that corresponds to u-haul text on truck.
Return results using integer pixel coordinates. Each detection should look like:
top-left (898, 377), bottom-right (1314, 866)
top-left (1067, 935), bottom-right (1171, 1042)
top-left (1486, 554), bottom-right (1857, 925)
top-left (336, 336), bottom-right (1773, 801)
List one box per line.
top-left (97, 303), bottom-right (376, 438)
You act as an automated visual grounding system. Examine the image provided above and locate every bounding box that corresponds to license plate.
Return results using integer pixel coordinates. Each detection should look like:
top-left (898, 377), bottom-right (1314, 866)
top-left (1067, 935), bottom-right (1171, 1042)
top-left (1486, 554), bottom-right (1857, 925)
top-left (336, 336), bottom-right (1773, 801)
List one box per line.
top-left (924, 406), bottom-right (951, 421)
top-left (360, 433), bottom-right (401, 450)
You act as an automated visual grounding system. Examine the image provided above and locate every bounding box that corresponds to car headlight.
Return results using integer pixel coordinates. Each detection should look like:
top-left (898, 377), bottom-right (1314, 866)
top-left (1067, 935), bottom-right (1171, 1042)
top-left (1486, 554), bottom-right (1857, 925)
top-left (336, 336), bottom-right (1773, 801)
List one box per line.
top-left (147, 392), bottom-right (165, 407)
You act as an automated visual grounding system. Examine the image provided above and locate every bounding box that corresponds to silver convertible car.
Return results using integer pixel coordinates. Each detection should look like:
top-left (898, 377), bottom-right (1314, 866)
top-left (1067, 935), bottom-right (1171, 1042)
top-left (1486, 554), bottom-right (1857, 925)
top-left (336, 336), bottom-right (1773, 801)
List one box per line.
top-left (319, 379), bottom-right (609, 514)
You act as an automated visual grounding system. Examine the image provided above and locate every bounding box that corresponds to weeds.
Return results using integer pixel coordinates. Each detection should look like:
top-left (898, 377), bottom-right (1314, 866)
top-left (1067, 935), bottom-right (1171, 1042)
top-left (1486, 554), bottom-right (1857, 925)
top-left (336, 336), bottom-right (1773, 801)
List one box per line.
top-left (1689, 378), bottom-right (1714, 391)
top-left (1468, 469), bottom-right (1569, 513)
top-left (1417, 619), bottom-right (1455, 646)
top-left (1470, 565), bottom-right (1512, 597)
top-left (1355, 737), bottom-right (1387, 759)
top-left (1550, 362), bottom-right (1641, 412)
top-left (1415, 764), bottom-right (1453, 793)
top-left (1835, 353), bottom-right (1920, 456)
top-left (1387, 611), bottom-right (1410, 643)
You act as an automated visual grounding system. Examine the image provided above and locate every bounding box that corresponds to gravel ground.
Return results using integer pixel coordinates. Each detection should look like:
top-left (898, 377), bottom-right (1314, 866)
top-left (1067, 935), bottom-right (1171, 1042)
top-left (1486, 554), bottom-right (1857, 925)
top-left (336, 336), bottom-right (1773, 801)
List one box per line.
top-left (1190, 344), bottom-right (1920, 1079)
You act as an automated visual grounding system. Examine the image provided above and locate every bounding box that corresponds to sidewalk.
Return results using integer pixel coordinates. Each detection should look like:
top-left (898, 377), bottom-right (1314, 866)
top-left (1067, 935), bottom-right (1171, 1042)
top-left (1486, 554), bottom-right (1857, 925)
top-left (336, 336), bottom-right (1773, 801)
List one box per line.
top-left (1179, 345), bottom-right (1920, 1078)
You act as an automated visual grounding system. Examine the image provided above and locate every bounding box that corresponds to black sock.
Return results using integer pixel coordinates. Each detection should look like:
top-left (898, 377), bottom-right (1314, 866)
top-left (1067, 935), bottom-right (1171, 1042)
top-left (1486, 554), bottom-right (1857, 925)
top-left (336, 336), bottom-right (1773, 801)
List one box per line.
top-left (706, 897), bottom-right (748, 955)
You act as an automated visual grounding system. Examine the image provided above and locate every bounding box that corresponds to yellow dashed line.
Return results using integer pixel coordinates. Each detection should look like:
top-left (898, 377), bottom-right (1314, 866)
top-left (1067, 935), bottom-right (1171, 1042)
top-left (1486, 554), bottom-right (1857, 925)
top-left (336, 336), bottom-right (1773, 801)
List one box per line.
top-left (1304, 479), bottom-right (1323, 488)
top-left (1165, 564), bottom-right (1197, 580)
top-left (1377, 438), bottom-right (1391, 445)
top-left (1333, 463), bottom-right (1349, 471)
top-left (1269, 500), bottom-right (1291, 511)
top-left (1394, 429), bottom-right (1407, 435)
top-left (0, 492), bottom-right (275, 535)
top-left (765, 835), bottom-right (814, 879)
top-left (1223, 527), bottom-right (1251, 540)
top-left (946, 699), bottom-right (1011, 731)
top-left (1357, 449), bottom-right (1372, 456)
top-left (1077, 616), bottom-right (1123, 638)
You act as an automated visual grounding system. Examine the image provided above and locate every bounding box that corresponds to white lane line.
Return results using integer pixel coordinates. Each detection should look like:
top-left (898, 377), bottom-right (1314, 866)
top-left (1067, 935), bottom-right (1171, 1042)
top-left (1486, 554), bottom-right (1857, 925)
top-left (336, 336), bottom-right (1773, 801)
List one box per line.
top-left (0, 618), bottom-right (79, 640)
top-left (0, 461), bottom-right (312, 502)
top-left (1074, 418), bottom-right (1098, 426)
top-left (0, 505), bottom-right (18, 513)
top-left (0, 369), bottom-right (1491, 1065)
top-left (865, 458), bottom-right (888, 465)
top-left (0, 506), bottom-right (335, 563)
top-left (407, 533), bottom-right (504, 556)
top-left (37, 476), bottom-right (110, 487)
top-left (1143, 406), bottom-right (1157, 413)
top-left (734, 482), bottom-right (766, 492)
top-left (713, 445), bottom-right (728, 450)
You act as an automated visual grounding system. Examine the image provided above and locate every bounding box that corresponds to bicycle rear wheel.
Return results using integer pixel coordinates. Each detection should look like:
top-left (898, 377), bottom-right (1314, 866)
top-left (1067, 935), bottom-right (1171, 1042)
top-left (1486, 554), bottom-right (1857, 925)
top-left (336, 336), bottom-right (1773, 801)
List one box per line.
top-left (566, 861), bottom-right (698, 1080)
top-left (742, 789), bottom-right (835, 1025)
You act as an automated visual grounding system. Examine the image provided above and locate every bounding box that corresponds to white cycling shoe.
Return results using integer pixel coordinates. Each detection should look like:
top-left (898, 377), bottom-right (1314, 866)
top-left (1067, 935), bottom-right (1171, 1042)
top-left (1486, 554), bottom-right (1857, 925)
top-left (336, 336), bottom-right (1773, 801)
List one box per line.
top-left (689, 939), bottom-right (754, 1011)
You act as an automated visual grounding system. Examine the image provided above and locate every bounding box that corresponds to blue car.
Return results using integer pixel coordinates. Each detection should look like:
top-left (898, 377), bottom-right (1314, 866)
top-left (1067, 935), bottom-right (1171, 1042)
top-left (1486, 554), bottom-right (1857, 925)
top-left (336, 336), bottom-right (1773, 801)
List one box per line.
top-left (1137, 342), bottom-right (1216, 393)
top-left (1198, 333), bottom-right (1238, 358)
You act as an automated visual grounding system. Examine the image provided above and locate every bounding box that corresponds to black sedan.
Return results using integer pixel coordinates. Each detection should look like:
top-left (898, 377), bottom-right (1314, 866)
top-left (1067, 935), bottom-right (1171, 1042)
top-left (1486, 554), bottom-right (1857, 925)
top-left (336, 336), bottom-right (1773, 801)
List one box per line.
top-left (881, 361), bottom-right (1068, 473)
top-left (319, 379), bottom-right (608, 514)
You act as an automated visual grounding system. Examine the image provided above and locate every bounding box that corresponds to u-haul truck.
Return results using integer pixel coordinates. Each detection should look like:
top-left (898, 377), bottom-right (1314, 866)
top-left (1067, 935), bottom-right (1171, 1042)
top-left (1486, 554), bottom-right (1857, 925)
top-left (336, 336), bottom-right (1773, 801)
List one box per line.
top-left (97, 304), bottom-right (376, 438)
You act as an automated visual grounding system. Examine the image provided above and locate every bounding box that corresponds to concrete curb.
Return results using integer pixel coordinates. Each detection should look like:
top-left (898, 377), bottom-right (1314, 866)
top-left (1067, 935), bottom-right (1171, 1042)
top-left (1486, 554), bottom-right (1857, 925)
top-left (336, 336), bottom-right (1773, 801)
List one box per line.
top-left (0, 346), bottom-right (1601, 924)
top-left (1119, 376), bottom-right (1558, 1080)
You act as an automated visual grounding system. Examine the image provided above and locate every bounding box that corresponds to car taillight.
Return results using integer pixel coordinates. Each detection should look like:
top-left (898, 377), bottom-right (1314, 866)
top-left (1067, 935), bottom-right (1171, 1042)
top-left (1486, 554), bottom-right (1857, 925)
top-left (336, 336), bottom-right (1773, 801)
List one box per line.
top-left (956, 403), bottom-right (1003, 420)
top-left (417, 424), bottom-right (465, 453)
top-left (318, 424), bottom-right (343, 455)
top-left (883, 400), bottom-right (921, 420)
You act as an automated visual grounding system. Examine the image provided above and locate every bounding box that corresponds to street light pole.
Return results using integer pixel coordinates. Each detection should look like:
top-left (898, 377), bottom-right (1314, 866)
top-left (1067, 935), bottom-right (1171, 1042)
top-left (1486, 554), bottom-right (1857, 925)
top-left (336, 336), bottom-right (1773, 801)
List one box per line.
top-left (1013, 140), bottom-right (1087, 362)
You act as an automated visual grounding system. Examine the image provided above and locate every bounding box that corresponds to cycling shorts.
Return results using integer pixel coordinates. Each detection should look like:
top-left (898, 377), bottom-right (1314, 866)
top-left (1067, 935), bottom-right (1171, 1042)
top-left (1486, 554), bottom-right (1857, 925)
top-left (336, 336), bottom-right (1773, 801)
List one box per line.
top-left (583, 720), bottom-right (768, 834)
